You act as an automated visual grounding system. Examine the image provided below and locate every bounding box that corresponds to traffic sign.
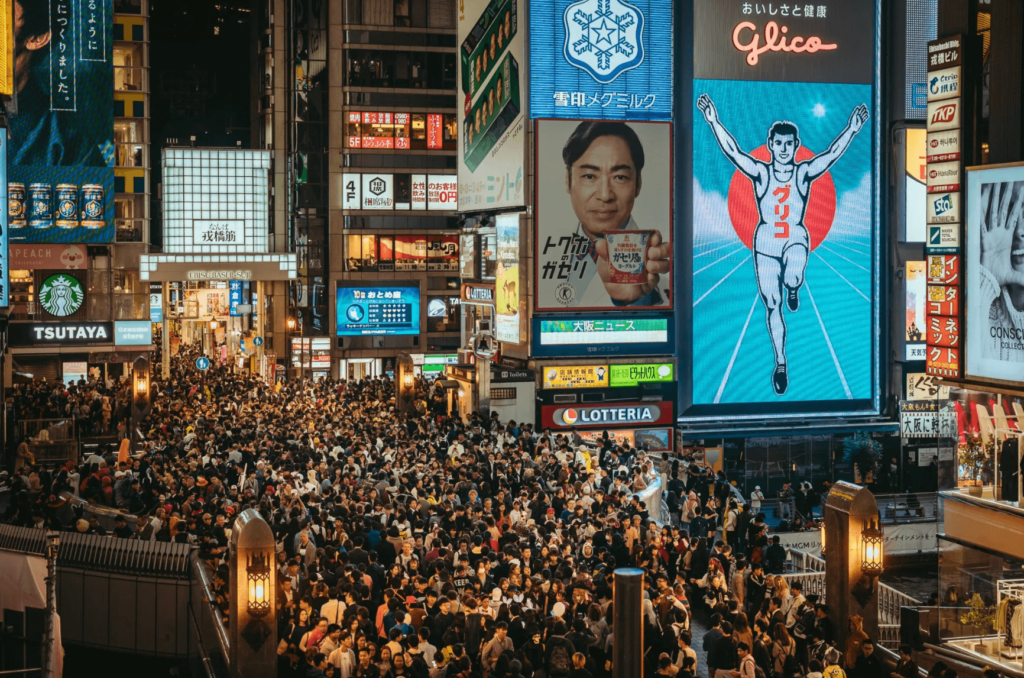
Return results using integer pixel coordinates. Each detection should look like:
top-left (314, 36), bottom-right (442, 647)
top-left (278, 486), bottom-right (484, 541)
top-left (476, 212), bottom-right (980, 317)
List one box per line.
top-left (253, 336), bottom-right (264, 347)
top-left (195, 357), bottom-right (210, 371)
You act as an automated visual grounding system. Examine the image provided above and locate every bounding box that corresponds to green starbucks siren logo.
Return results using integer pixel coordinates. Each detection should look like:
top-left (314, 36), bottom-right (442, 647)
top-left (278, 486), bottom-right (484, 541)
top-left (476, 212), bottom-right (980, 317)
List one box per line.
top-left (40, 274), bottom-right (85, 317)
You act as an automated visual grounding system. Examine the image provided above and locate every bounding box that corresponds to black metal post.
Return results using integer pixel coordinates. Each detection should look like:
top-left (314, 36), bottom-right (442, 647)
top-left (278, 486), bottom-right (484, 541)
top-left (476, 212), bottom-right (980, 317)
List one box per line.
top-left (612, 568), bottom-right (644, 678)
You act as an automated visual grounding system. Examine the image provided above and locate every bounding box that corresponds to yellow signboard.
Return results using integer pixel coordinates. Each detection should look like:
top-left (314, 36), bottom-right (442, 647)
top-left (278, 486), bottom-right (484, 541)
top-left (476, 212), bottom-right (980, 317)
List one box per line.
top-left (542, 364), bottom-right (609, 389)
top-left (0, 0), bottom-right (12, 97)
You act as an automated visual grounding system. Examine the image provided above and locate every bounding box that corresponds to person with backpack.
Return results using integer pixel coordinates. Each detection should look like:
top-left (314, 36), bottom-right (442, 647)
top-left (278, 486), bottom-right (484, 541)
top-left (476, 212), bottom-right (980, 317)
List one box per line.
top-left (736, 641), bottom-right (762, 678)
top-left (464, 597), bottom-right (487, 663)
top-left (545, 620), bottom-right (576, 678)
top-left (771, 623), bottom-right (801, 678)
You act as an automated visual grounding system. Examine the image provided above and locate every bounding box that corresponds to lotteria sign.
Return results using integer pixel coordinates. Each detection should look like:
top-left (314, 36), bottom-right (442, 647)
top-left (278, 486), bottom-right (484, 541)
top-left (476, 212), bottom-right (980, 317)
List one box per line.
top-left (540, 400), bottom-right (674, 429)
top-left (9, 322), bottom-right (114, 345)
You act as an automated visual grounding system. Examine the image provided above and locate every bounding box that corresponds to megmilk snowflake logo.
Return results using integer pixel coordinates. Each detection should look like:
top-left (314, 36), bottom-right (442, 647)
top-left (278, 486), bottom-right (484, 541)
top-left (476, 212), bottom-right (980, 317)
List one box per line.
top-left (563, 0), bottom-right (645, 84)
top-left (39, 274), bottom-right (85, 317)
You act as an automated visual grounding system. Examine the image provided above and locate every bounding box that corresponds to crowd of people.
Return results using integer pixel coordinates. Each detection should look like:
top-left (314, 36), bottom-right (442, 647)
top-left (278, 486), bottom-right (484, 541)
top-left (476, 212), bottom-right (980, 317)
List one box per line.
top-left (0, 345), bottom-right (915, 678)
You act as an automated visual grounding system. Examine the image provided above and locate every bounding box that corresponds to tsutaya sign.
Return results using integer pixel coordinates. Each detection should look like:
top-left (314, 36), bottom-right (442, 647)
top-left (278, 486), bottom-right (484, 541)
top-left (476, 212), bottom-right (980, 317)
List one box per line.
top-left (9, 322), bottom-right (114, 345)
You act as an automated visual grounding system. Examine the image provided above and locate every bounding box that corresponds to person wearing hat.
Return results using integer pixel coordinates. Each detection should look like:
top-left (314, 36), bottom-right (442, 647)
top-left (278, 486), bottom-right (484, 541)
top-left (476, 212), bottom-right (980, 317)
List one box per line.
top-left (749, 485), bottom-right (764, 515)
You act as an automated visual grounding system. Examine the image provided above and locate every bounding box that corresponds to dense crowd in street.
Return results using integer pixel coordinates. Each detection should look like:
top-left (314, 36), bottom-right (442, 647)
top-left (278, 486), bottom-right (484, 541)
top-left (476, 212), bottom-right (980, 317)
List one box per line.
top-left (0, 346), bottom-right (915, 678)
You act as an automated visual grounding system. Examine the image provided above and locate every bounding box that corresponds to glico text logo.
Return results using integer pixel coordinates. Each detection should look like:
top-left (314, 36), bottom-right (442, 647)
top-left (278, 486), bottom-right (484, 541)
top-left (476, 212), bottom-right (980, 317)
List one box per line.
top-left (731, 21), bottom-right (837, 66)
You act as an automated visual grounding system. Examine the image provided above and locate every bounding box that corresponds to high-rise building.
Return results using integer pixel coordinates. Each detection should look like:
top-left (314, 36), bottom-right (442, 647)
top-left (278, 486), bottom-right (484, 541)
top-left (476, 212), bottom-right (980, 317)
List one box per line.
top-left (4, 0), bottom-right (153, 387)
top-left (253, 0), bottom-right (460, 380)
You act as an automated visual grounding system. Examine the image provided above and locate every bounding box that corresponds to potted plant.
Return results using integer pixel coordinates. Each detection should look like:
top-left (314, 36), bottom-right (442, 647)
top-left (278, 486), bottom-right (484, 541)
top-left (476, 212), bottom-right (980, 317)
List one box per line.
top-left (843, 433), bottom-right (882, 485)
top-left (958, 433), bottom-right (988, 497)
top-left (959, 593), bottom-right (996, 653)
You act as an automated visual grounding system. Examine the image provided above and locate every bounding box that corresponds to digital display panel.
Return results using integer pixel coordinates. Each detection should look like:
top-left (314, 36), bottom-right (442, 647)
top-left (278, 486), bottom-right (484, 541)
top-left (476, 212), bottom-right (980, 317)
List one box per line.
top-left (534, 119), bottom-right (672, 311)
top-left (336, 283), bottom-right (421, 336)
top-left (578, 427), bottom-right (673, 451)
top-left (8, 0), bottom-right (114, 244)
top-left (528, 0), bottom-right (673, 121)
top-left (533, 315), bottom-right (672, 357)
top-left (686, 0), bottom-right (880, 420)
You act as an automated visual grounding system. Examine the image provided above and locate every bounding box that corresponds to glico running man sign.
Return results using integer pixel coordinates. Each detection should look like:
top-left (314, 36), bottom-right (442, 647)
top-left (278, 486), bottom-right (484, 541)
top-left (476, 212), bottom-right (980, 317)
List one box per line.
top-left (685, 0), bottom-right (880, 421)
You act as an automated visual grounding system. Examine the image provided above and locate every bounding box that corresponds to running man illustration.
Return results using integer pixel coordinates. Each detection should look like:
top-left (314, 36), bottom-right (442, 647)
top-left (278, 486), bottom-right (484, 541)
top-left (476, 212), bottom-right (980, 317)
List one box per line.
top-left (697, 93), bottom-right (868, 395)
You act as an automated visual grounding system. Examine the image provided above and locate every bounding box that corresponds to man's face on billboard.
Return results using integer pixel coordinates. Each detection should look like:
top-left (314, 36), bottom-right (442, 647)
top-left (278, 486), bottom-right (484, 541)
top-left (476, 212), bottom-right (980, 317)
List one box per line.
top-left (566, 135), bottom-right (641, 238)
top-left (769, 133), bottom-right (797, 165)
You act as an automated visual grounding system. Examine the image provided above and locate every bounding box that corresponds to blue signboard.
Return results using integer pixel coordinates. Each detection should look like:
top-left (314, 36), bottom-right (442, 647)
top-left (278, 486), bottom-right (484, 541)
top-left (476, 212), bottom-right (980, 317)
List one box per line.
top-left (229, 280), bottom-right (242, 316)
top-left (195, 357), bottom-right (210, 371)
top-left (115, 320), bottom-right (153, 346)
top-left (253, 336), bottom-right (263, 347)
top-left (529, 0), bottom-right (672, 121)
top-left (150, 292), bottom-right (162, 323)
top-left (336, 284), bottom-right (421, 337)
top-left (7, 0), bottom-right (115, 244)
top-left (531, 315), bottom-right (674, 357)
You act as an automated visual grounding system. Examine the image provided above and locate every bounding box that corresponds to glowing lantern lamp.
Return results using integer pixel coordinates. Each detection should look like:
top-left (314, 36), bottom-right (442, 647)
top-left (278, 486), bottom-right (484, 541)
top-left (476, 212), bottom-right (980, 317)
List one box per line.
top-left (246, 553), bottom-right (272, 618)
top-left (860, 519), bottom-right (883, 577)
top-left (820, 521), bottom-right (827, 557)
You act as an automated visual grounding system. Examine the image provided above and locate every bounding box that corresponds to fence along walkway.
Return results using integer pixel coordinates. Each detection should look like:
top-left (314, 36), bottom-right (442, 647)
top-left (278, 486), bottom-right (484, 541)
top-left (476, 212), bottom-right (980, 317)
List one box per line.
top-left (781, 547), bottom-right (920, 648)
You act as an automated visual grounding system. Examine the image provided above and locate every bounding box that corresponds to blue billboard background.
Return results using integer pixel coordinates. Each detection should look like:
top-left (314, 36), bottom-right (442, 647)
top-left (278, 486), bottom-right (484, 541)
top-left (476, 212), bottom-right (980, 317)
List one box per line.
top-left (336, 285), bottom-right (421, 337)
top-left (529, 0), bottom-right (672, 121)
top-left (691, 79), bottom-right (874, 406)
top-left (8, 0), bottom-right (115, 244)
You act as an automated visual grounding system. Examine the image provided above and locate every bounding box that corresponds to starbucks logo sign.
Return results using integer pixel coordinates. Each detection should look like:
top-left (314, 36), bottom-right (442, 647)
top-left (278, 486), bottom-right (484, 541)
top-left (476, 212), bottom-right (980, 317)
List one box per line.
top-left (40, 274), bottom-right (85, 317)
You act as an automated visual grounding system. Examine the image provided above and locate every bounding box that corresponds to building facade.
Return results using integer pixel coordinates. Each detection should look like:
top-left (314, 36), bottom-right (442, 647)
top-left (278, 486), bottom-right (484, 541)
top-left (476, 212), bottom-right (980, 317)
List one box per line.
top-left (254, 0), bottom-right (461, 381)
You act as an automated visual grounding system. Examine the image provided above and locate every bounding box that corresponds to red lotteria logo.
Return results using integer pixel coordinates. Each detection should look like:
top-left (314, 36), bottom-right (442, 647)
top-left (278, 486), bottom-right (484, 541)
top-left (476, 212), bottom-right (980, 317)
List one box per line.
top-left (931, 104), bottom-right (957, 124)
top-left (732, 21), bottom-right (838, 66)
top-left (561, 409), bottom-right (578, 425)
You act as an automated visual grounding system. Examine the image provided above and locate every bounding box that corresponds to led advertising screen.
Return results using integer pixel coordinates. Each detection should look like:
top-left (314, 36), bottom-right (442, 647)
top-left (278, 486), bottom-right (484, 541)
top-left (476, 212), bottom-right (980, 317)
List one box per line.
top-left (495, 213), bottom-right (522, 343)
top-left (8, 0), bottom-right (114, 244)
top-left (578, 427), bottom-right (673, 451)
top-left (532, 315), bottom-right (673, 357)
top-left (687, 0), bottom-right (879, 420)
top-left (336, 283), bottom-right (421, 336)
top-left (964, 164), bottom-right (1024, 386)
top-left (535, 119), bottom-right (672, 311)
top-left (528, 0), bottom-right (672, 122)
top-left (456, 0), bottom-right (525, 210)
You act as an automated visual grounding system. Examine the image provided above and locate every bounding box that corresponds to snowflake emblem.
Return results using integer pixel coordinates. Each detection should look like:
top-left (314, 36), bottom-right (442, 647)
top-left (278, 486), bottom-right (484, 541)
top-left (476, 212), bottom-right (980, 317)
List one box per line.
top-left (563, 0), bottom-right (645, 84)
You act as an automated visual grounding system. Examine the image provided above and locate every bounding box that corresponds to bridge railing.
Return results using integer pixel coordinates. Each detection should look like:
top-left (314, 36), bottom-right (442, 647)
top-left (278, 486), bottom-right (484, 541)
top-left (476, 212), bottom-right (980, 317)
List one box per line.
top-left (189, 552), bottom-right (230, 678)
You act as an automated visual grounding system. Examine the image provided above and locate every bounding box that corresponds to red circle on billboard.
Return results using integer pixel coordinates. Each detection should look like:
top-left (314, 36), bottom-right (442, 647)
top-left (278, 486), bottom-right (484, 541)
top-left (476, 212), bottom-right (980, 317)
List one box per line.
top-left (562, 409), bottom-right (578, 425)
top-left (726, 145), bottom-right (837, 251)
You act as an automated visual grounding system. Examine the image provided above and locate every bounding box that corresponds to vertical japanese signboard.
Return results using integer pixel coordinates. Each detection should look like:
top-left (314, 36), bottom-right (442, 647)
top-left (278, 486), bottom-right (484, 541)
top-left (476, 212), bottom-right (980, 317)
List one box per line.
top-left (7, 0), bottom-right (114, 244)
top-left (687, 0), bottom-right (880, 419)
top-left (495, 213), bottom-right (522, 344)
top-left (925, 36), bottom-right (963, 379)
top-left (456, 0), bottom-right (525, 210)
